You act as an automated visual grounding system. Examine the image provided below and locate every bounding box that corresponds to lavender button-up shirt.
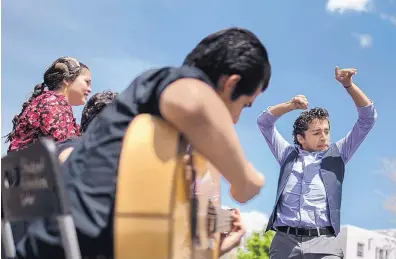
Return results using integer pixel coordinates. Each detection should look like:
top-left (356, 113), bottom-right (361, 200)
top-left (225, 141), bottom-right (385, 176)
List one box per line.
top-left (257, 103), bottom-right (377, 228)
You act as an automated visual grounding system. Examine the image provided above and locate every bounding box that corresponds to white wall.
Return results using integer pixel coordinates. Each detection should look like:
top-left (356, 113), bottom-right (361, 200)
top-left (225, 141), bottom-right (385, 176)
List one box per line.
top-left (337, 225), bottom-right (396, 259)
top-left (221, 225), bottom-right (396, 259)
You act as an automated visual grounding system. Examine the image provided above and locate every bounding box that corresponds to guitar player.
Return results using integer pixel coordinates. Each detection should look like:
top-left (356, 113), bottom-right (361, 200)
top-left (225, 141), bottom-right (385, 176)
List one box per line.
top-left (16, 27), bottom-right (271, 259)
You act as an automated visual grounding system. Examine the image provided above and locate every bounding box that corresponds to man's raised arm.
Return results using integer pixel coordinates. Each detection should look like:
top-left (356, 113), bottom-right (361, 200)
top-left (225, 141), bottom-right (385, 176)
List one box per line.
top-left (257, 95), bottom-right (308, 164)
top-left (333, 66), bottom-right (378, 163)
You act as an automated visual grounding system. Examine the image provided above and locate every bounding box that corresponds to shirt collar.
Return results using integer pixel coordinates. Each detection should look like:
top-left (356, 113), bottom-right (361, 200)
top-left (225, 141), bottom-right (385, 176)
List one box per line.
top-left (296, 146), bottom-right (327, 157)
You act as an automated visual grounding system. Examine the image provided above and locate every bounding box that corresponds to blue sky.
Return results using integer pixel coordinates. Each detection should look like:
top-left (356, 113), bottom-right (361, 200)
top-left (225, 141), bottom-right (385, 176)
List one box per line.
top-left (1, 0), bottom-right (395, 233)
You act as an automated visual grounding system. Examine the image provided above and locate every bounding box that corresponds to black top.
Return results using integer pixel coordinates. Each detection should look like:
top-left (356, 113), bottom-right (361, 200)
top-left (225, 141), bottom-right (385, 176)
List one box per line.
top-left (16, 66), bottom-right (214, 259)
top-left (56, 137), bottom-right (81, 157)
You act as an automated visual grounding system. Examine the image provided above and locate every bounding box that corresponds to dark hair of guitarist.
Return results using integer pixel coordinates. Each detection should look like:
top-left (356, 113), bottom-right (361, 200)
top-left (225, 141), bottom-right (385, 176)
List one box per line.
top-left (15, 27), bottom-right (271, 259)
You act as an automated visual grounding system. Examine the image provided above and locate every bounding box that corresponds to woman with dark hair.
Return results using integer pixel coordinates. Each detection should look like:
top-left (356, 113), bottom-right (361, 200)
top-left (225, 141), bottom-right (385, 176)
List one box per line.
top-left (57, 90), bottom-right (119, 163)
top-left (5, 56), bottom-right (92, 152)
top-left (80, 90), bottom-right (119, 133)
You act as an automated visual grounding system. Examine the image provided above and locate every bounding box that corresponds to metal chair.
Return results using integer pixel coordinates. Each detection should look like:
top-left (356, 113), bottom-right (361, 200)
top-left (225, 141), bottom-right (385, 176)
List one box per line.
top-left (1, 138), bottom-right (81, 259)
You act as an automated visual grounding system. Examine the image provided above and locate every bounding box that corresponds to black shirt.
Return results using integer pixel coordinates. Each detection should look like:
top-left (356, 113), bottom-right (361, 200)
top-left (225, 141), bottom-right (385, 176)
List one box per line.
top-left (16, 66), bottom-right (214, 259)
top-left (57, 137), bottom-right (81, 157)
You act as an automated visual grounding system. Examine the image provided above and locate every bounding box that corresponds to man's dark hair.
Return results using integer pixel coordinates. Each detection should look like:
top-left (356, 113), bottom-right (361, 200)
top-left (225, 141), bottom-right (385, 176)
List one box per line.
top-left (80, 90), bottom-right (118, 133)
top-left (183, 27), bottom-right (271, 100)
top-left (293, 107), bottom-right (330, 146)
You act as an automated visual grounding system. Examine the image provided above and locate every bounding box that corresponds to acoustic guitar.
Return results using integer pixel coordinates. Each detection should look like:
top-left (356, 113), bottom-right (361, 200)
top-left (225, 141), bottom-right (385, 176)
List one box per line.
top-left (114, 114), bottom-right (234, 259)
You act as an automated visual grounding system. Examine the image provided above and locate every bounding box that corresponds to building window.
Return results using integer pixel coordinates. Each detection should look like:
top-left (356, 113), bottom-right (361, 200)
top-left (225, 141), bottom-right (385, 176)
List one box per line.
top-left (357, 242), bottom-right (365, 257)
top-left (368, 238), bottom-right (372, 250)
top-left (376, 248), bottom-right (384, 259)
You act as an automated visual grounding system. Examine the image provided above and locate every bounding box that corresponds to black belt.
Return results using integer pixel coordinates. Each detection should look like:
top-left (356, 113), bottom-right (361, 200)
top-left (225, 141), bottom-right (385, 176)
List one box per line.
top-left (275, 226), bottom-right (334, 237)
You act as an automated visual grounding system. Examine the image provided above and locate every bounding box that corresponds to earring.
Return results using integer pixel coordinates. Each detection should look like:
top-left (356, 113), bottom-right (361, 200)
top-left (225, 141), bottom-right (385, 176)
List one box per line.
top-left (63, 87), bottom-right (68, 95)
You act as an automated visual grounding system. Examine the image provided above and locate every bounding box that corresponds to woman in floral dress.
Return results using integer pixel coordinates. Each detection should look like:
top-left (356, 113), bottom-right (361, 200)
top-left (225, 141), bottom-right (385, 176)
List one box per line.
top-left (5, 56), bottom-right (92, 152)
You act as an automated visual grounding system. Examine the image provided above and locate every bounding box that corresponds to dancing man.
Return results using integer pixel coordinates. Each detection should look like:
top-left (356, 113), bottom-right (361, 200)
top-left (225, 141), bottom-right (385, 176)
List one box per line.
top-left (257, 67), bottom-right (377, 258)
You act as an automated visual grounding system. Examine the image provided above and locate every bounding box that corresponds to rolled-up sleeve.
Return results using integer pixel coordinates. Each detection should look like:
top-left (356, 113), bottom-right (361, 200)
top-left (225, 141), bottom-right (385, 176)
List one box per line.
top-left (257, 109), bottom-right (293, 165)
top-left (335, 102), bottom-right (378, 164)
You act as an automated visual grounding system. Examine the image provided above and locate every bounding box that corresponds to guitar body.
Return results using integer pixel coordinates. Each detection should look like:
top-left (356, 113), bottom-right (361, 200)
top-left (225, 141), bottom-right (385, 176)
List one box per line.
top-left (114, 114), bottom-right (227, 259)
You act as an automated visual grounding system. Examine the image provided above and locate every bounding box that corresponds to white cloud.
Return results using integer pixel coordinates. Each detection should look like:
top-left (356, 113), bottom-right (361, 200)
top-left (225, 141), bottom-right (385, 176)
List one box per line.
top-left (384, 196), bottom-right (396, 214)
top-left (220, 249), bottom-right (238, 259)
top-left (380, 158), bottom-right (396, 181)
top-left (352, 33), bottom-right (373, 48)
top-left (380, 158), bottom-right (396, 214)
top-left (326, 0), bottom-right (372, 13)
top-left (373, 189), bottom-right (388, 198)
top-left (325, 0), bottom-right (395, 27)
top-left (218, 210), bottom-right (268, 258)
top-left (220, 211), bottom-right (268, 257)
top-left (380, 13), bottom-right (396, 26)
top-left (240, 211), bottom-right (269, 236)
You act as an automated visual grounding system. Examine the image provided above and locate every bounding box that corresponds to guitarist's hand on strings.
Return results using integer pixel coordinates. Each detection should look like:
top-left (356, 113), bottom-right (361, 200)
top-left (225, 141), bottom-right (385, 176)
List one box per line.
top-left (219, 208), bottom-right (246, 256)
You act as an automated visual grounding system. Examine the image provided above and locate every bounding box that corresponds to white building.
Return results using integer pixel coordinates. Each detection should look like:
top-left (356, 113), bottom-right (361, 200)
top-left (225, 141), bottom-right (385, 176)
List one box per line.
top-left (337, 225), bottom-right (396, 259)
top-left (221, 224), bottom-right (396, 259)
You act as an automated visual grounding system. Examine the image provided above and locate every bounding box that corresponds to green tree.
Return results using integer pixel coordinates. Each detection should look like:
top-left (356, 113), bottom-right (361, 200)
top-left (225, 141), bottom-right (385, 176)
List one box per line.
top-left (236, 230), bottom-right (275, 259)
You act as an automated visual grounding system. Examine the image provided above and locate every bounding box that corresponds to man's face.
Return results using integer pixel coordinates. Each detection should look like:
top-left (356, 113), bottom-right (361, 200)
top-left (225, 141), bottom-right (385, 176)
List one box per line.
top-left (216, 75), bottom-right (262, 124)
top-left (298, 119), bottom-right (330, 152)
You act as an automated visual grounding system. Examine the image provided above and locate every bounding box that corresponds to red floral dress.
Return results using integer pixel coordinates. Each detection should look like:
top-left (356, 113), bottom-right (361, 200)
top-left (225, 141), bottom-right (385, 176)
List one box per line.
top-left (7, 90), bottom-right (81, 152)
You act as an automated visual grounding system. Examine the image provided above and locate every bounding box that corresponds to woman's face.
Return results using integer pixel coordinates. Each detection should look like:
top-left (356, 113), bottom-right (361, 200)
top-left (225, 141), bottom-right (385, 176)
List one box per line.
top-left (66, 68), bottom-right (92, 106)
